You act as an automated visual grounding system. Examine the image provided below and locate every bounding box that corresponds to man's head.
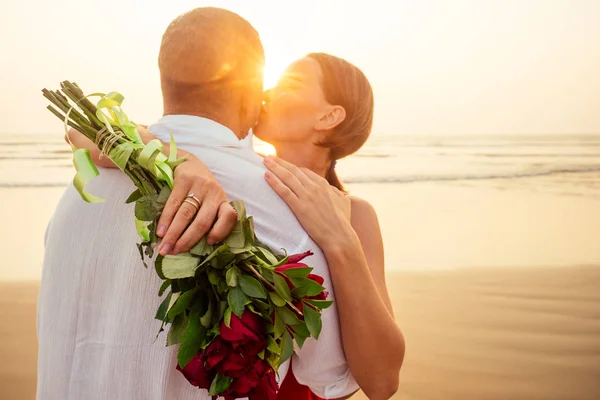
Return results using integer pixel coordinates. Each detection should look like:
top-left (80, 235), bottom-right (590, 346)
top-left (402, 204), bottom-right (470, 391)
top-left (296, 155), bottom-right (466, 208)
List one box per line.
top-left (159, 8), bottom-right (265, 137)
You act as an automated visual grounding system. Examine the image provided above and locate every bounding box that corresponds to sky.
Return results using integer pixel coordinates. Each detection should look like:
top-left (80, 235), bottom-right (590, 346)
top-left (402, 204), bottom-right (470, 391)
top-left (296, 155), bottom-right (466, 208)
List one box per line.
top-left (0, 0), bottom-right (599, 135)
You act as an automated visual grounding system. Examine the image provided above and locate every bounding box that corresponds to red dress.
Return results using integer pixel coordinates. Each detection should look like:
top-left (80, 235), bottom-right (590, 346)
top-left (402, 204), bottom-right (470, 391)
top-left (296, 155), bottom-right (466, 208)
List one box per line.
top-left (277, 367), bottom-right (325, 400)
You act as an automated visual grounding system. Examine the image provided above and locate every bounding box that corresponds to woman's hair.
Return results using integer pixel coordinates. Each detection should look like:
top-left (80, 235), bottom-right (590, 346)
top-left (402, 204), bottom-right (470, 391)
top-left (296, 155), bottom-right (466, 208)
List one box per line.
top-left (307, 53), bottom-right (374, 192)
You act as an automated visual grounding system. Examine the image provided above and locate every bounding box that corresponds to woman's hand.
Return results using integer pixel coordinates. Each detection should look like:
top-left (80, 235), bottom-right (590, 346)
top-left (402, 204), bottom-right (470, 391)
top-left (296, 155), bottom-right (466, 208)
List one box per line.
top-left (263, 155), bottom-right (352, 251)
top-left (157, 156), bottom-right (238, 255)
top-left (65, 127), bottom-right (238, 255)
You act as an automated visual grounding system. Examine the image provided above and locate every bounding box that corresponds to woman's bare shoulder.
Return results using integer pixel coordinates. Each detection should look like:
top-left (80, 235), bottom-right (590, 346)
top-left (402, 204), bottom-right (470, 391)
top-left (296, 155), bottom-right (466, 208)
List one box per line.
top-left (349, 195), bottom-right (378, 223)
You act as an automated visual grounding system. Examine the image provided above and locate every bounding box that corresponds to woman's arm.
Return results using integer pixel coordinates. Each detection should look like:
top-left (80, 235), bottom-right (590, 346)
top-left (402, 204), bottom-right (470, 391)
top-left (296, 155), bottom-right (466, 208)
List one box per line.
top-left (65, 127), bottom-right (238, 254)
top-left (263, 156), bottom-right (404, 400)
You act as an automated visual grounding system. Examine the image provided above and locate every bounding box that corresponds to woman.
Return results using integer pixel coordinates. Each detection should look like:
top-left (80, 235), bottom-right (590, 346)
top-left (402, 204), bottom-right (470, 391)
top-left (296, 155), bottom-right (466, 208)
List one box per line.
top-left (70, 53), bottom-right (404, 399)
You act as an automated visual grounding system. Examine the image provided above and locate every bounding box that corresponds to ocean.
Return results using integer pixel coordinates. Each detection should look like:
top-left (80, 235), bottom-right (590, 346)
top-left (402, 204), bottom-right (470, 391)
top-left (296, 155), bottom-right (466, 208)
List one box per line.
top-left (2, 133), bottom-right (600, 198)
top-left (1, 132), bottom-right (600, 279)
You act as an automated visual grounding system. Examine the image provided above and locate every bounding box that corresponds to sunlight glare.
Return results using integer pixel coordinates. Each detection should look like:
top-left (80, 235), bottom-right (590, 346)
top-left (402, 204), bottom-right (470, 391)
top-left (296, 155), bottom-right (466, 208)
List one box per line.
top-left (262, 54), bottom-right (294, 90)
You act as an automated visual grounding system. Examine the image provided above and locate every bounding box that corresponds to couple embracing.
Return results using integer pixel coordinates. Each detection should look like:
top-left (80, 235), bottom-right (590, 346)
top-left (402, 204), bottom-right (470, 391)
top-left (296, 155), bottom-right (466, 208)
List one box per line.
top-left (37, 7), bottom-right (404, 400)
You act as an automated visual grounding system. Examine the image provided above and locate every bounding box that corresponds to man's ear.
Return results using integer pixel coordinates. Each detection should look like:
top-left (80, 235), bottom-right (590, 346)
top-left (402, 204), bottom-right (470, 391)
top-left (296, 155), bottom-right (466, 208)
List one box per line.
top-left (315, 105), bottom-right (346, 132)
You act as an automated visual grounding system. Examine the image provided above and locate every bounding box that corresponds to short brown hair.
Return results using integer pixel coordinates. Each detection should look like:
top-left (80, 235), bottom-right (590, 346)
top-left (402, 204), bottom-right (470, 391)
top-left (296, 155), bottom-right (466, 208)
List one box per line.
top-left (159, 8), bottom-right (264, 111)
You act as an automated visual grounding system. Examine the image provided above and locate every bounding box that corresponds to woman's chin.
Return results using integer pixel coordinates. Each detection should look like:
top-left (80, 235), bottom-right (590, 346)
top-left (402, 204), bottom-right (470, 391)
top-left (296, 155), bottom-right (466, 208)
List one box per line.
top-left (252, 127), bottom-right (274, 144)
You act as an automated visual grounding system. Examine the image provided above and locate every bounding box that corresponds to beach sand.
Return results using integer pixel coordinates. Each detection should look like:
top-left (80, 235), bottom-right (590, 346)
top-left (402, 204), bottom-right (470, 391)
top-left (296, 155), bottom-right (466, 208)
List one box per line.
top-left (1, 181), bottom-right (600, 399)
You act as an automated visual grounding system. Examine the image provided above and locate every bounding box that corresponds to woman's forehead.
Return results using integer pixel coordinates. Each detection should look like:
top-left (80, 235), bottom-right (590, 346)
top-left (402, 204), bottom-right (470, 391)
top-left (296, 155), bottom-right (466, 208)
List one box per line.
top-left (283, 58), bottom-right (322, 85)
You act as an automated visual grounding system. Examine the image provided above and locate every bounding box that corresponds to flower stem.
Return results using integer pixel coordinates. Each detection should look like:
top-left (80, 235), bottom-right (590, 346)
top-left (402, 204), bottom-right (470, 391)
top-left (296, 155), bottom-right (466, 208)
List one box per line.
top-left (245, 264), bottom-right (303, 316)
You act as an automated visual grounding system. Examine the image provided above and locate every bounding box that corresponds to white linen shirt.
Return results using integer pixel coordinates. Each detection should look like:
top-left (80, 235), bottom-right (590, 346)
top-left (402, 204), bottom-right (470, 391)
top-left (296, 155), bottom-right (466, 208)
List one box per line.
top-left (37, 115), bottom-right (358, 400)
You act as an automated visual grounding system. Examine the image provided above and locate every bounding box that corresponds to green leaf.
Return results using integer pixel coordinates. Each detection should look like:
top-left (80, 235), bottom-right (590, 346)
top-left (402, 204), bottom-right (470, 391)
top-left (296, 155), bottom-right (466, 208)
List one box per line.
top-left (209, 373), bottom-right (233, 396)
top-left (305, 299), bottom-right (334, 309)
top-left (135, 218), bottom-right (151, 241)
top-left (272, 254), bottom-right (290, 269)
top-left (224, 307), bottom-right (232, 327)
top-left (125, 189), bottom-right (142, 204)
top-left (283, 267), bottom-right (313, 279)
top-left (156, 185), bottom-right (171, 205)
top-left (303, 305), bottom-right (322, 339)
top-left (135, 194), bottom-right (161, 221)
top-left (279, 330), bottom-right (294, 364)
top-left (71, 148), bottom-right (104, 203)
top-left (267, 336), bottom-right (280, 355)
top-left (253, 298), bottom-right (272, 314)
top-left (208, 269), bottom-right (220, 285)
top-left (227, 287), bottom-right (246, 318)
top-left (274, 309), bottom-right (285, 339)
top-left (107, 142), bottom-right (134, 171)
top-left (261, 268), bottom-right (274, 283)
top-left (276, 307), bottom-right (302, 326)
top-left (267, 352), bottom-right (279, 372)
top-left (167, 287), bottom-right (199, 320)
top-left (167, 313), bottom-right (188, 345)
top-left (293, 330), bottom-right (308, 349)
top-left (217, 300), bottom-right (228, 324)
top-left (155, 292), bottom-right (172, 321)
top-left (224, 220), bottom-right (246, 250)
top-left (138, 139), bottom-right (163, 174)
top-left (199, 297), bottom-right (213, 328)
top-left (291, 278), bottom-right (326, 297)
top-left (291, 322), bottom-right (310, 337)
top-left (199, 244), bottom-right (230, 267)
top-left (230, 200), bottom-right (247, 220)
top-left (225, 267), bottom-right (239, 287)
top-left (256, 247), bottom-right (279, 265)
top-left (190, 237), bottom-right (212, 256)
top-left (273, 273), bottom-right (292, 301)
top-left (269, 291), bottom-right (286, 307)
top-left (244, 218), bottom-right (255, 247)
top-left (155, 256), bottom-right (166, 279)
top-left (167, 134), bottom-right (187, 168)
top-left (161, 253), bottom-right (200, 279)
top-left (158, 279), bottom-right (171, 296)
top-left (177, 309), bottom-right (205, 368)
top-left (238, 275), bottom-right (267, 299)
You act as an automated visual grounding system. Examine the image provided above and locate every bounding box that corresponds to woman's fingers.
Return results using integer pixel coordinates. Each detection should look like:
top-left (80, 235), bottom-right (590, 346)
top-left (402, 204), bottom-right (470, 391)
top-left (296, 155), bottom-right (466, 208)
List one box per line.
top-left (206, 202), bottom-right (239, 245)
top-left (171, 199), bottom-right (219, 253)
top-left (265, 170), bottom-right (300, 210)
top-left (263, 156), bottom-right (307, 195)
top-left (159, 199), bottom-right (202, 255)
top-left (156, 178), bottom-right (190, 238)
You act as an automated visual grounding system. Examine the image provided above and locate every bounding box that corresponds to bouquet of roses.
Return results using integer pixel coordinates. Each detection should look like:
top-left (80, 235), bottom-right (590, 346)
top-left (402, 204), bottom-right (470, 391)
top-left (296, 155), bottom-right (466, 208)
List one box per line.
top-left (42, 82), bottom-right (333, 399)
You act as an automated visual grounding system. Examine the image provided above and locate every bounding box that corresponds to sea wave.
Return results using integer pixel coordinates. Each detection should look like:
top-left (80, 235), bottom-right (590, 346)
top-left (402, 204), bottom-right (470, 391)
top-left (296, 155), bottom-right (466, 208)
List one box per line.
top-left (2, 166), bottom-right (599, 188)
top-left (343, 166), bottom-right (600, 184)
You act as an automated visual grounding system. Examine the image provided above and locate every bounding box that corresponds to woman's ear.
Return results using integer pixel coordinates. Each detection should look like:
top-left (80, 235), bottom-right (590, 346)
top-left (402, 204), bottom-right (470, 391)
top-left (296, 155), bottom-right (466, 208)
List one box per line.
top-left (315, 105), bottom-right (346, 132)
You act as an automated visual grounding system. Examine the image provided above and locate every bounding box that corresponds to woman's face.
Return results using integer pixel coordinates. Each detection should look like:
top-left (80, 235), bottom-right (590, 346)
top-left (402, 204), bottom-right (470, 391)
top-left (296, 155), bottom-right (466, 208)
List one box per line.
top-left (254, 57), bottom-right (328, 145)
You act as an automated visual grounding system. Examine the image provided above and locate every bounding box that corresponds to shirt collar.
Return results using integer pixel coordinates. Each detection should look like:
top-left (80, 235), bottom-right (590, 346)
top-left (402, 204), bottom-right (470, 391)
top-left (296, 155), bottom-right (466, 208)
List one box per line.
top-left (148, 115), bottom-right (246, 148)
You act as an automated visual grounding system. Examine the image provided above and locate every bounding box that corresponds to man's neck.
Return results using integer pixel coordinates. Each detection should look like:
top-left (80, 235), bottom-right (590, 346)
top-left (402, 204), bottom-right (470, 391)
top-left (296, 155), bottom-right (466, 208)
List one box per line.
top-left (163, 106), bottom-right (247, 140)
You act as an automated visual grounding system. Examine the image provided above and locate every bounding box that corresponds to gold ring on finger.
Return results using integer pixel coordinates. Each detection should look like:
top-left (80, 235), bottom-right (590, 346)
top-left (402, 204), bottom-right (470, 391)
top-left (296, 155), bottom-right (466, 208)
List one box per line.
top-left (187, 192), bottom-right (201, 204)
top-left (183, 198), bottom-right (199, 212)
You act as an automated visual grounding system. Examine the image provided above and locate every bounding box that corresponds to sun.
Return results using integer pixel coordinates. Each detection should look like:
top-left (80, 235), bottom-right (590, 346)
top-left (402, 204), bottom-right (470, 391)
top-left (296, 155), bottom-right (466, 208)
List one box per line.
top-left (262, 54), bottom-right (293, 90)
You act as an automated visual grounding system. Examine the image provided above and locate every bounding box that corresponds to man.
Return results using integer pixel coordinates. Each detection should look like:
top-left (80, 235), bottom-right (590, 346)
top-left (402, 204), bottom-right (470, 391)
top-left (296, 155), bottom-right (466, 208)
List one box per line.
top-left (37, 8), bottom-right (357, 399)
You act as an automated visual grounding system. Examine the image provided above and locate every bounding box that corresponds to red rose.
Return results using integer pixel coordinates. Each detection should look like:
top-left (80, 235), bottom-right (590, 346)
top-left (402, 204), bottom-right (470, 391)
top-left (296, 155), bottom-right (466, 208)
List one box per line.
top-left (220, 310), bottom-right (265, 343)
top-left (251, 366), bottom-right (278, 400)
top-left (176, 352), bottom-right (212, 389)
top-left (204, 337), bottom-right (232, 370)
top-left (286, 251), bottom-right (313, 264)
top-left (306, 273), bottom-right (324, 285)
